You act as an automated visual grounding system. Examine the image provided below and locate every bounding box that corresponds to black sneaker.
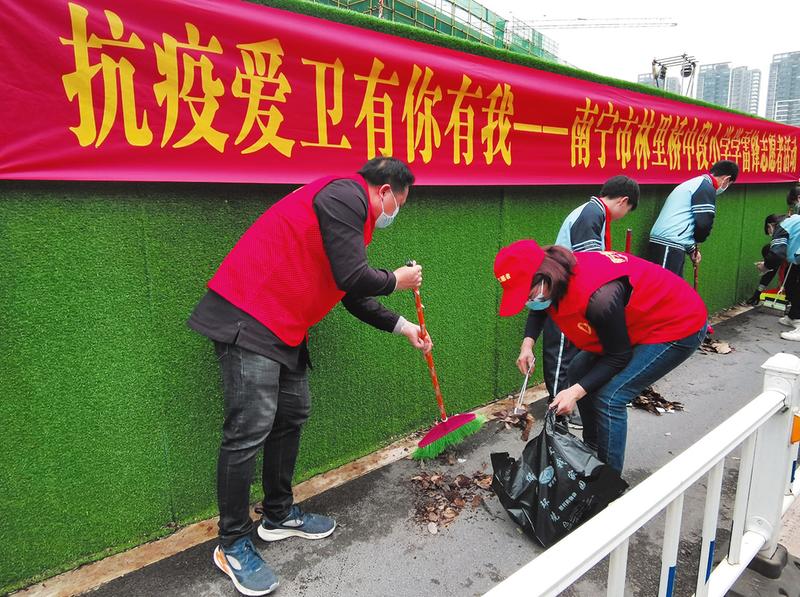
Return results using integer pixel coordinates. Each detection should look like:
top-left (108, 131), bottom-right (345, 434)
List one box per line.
top-left (257, 504), bottom-right (336, 542)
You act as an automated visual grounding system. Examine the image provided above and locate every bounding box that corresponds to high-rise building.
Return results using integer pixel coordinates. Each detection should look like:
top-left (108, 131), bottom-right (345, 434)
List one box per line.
top-left (637, 73), bottom-right (681, 94)
top-left (775, 99), bottom-right (800, 126)
top-left (696, 63), bottom-right (731, 108)
top-left (728, 66), bottom-right (761, 115)
top-left (766, 51), bottom-right (800, 125)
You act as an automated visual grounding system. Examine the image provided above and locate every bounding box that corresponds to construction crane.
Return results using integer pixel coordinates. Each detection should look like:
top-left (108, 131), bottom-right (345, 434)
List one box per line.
top-left (321, 1), bottom-right (681, 65)
top-left (503, 15), bottom-right (678, 60)
top-left (527, 17), bottom-right (678, 29)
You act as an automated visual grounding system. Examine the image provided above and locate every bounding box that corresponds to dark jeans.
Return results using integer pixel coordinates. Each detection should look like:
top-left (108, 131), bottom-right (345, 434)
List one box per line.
top-left (647, 241), bottom-right (686, 277)
top-left (214, 342), bottom-right (310, 547)
top-left (568, 325), bottom-right (707, 472)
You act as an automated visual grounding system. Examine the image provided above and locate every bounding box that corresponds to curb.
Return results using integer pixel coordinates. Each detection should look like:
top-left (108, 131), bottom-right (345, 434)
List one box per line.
top-left (14, 304), bottom-right (753, 596)
top-left (13, 388), bottom-right (549, 597)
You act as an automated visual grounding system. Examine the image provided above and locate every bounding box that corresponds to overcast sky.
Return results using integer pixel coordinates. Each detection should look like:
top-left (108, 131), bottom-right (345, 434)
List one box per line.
top-left (481, 0), bottom-right (799, 116)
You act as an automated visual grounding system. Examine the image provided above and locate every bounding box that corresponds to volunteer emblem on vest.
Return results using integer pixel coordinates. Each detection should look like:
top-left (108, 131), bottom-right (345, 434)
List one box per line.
top-left (577, 322), bottom-right (592, 335)
top-left (599, 251), bottom-right (628, 264)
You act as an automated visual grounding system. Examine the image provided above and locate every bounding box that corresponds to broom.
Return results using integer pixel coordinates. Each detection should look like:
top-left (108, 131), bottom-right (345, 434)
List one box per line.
top-left (762, 263), bottom-right (792, 311)
top-left (408, 264), bottom-right (485, 460)
top-left (693, 248), bottom-right (715, 335)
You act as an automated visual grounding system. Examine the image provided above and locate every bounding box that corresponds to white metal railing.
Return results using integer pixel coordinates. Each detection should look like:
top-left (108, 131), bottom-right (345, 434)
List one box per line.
top-left (485, 353), bottom-right (800, 597)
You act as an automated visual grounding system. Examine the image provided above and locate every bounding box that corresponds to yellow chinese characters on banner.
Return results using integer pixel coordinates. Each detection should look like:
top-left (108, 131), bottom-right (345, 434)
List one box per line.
top-left (44, 1), bottom-right (799, 182)
top-left (300, 58), bottom-right (351, 150)
top-left (60, 3), bottom-right (152, 147)
top-left (232, 40), bottom-right (293, 156)
top-left (58, 2), bottom-right (574, 166)
top-left (445, 75), bottom-right (483, 165)
top-left (154, 23), bottom-right (227, 152)
top-left (570, 97), bottom-right (798, 175)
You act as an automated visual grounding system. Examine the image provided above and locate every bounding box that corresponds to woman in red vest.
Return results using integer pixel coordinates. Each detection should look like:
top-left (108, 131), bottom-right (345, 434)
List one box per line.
top-left (189, 157), bottom-right (431, 596)
top-left (494, 239), bottom-right (708, 473)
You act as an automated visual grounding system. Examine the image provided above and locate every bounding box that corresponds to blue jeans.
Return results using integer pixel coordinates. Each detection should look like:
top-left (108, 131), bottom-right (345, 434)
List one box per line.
top-left (214, 342), bottom-right (310, 546)
top-left (568, 325), bottom-right (707, 472)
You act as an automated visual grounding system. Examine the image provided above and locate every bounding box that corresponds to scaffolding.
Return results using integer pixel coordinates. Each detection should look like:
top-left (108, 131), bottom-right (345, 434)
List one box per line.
top-left (306, 0), bottom-right (560, 62)
top-left (505, 15), bottom-right (559, 60)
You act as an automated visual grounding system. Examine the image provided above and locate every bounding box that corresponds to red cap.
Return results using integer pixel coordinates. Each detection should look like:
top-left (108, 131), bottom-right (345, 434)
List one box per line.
top-left (494, 240), bottom-right (545, 316)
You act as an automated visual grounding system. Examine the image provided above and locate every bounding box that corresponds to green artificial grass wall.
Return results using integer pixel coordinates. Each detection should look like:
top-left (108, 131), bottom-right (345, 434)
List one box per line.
top-left (297, 188), bottom-right (504, 479)
top-left (0, 187), bottom-right (175, 592)
top-left (737, 186), bottom-right (789, 298)
top-left (0, 180), bottom-right (788, 592)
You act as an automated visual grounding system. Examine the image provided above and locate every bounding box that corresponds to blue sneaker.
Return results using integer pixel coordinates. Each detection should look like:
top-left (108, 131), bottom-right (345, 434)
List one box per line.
top-left (257, 504), bottom-right (336, 542)
top-left (213, 536), bottom-right (279, 596)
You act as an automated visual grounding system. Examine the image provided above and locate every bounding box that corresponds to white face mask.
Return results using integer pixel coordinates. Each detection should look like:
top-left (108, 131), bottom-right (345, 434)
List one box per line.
top-left (375, 189), bottom-right (400, 228)
top-left (716, 178), bottom-right (730, 196)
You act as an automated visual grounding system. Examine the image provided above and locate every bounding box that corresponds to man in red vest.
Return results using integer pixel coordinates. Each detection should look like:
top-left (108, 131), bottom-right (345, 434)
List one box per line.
top-left (189, 157), bottom-right (430, 596)
top-left (495, 240), bottom-right (707, 474)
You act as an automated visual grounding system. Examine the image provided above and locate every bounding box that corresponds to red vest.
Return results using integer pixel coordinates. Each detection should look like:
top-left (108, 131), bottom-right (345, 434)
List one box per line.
top-left (549, 251), bottom-right (707, 353)
top-left (208, 175), bottom-right (375, 346)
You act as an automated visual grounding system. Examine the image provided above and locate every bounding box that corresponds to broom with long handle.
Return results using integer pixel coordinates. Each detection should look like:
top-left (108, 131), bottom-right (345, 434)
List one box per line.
top-left (692, 246), bottom-right (717, 335)
top-left (770, 262), bottom-right (793, 310)
top-left (407, 262), bottom-right (484, 460)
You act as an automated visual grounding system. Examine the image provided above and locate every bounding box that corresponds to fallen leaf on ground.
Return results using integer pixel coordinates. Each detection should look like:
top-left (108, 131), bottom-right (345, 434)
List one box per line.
top-left (521, 414), bottom-right (535, 441)
top-left (491, 408), bottom-right (535, 441)
top-left (455, 474), bottom-right (472, 488)
top-left (631, 386), bottom-right (684, 416)
top-left (410, 470), bottom-right (495, 532)
top-left (699, 337), bottom-right (734, 354)
top-left (474, 475), bottom-right (493, 490)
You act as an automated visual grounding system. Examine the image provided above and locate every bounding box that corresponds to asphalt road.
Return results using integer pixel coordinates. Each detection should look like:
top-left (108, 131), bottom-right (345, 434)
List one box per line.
top-left (85, 307), bottom-right (800, 597)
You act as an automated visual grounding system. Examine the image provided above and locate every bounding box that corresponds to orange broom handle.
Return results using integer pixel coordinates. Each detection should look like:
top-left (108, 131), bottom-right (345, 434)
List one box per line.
top-left (412, 285), bottom-right (448, 422)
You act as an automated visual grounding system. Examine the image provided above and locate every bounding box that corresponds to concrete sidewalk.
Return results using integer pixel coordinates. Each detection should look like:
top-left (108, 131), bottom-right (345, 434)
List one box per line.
top-left (83, 307), bottom-right (799, 597)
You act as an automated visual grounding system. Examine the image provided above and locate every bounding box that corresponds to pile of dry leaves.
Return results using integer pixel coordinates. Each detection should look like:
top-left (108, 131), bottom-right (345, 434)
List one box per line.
top-left (631, 386), bottom-right (684, 415)
top-left (699, 337), bottom-right (733, 354)
top-left (630, 336), bottom-right (732, 415)
top-left (490, 407), bottom-right (535, 441)
top-left (410, 470), bottom-right (494, 534)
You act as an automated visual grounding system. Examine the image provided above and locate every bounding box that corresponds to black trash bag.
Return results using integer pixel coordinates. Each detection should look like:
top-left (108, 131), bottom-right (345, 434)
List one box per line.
top-left (491, 410), bottom-right (628, 547)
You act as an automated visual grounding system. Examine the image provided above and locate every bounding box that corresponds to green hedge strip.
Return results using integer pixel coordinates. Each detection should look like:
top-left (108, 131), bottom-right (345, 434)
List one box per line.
top-left (249, 0), bottom-right (765, 120)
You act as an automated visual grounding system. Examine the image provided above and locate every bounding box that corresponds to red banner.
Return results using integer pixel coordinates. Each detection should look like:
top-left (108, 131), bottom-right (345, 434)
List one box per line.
top-left (1, 0), bottom-right (798, 184)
